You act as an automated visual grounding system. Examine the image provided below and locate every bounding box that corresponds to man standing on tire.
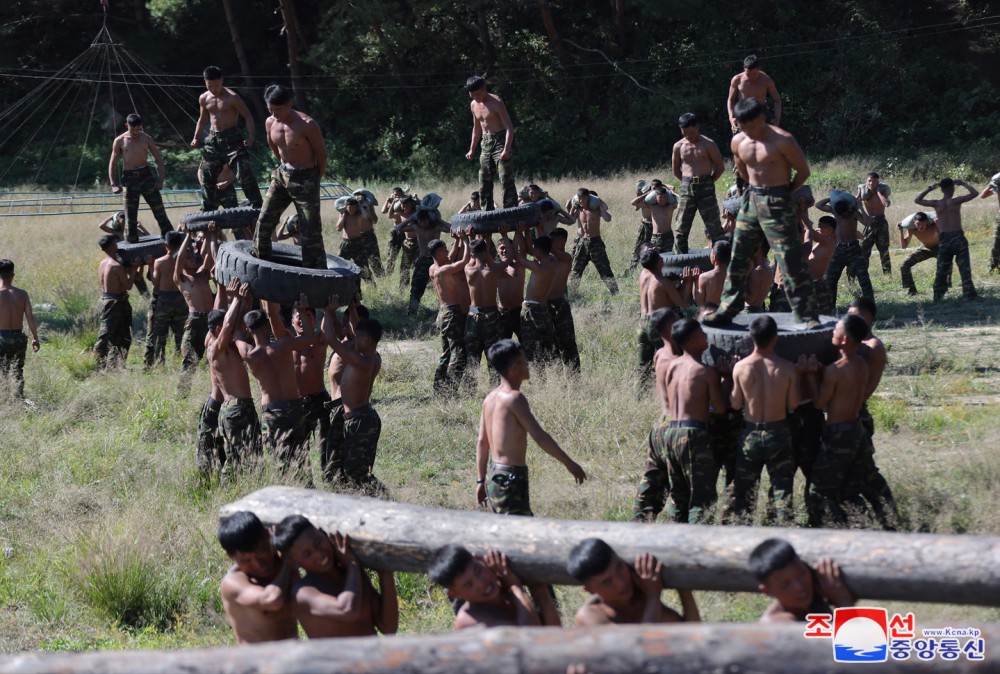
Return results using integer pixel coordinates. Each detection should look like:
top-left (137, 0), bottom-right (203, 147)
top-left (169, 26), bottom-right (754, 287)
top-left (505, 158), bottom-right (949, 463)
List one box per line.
top-left (727, 55), bottom-right (781, 133)
top-left (108, 114), bottom-right (174, 243)
top-left (703, 98), bottom-right (819, 328)
top-left (671, 113), bottom-right (725, 254)
top-left (253, 85), bottom-right (328, 270)
top-left (191, 67), bottom-right (263, 212)
top-left (464, 76), bottom-right (517, 211)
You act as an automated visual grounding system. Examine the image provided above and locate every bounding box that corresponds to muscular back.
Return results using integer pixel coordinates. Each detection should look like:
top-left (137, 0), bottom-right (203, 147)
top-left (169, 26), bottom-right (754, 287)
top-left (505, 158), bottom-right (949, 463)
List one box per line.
top-left (665, 355), bottom-right (715, 422)
top-left (466, 257), bottom-right (501, 308)
top-left (0, 287), bottom-right (28, 331)
top-left (732, 353), bottom-right (797, 423)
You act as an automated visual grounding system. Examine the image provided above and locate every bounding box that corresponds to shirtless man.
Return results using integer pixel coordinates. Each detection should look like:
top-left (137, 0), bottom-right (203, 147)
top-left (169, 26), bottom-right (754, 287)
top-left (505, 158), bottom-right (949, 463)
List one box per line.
top-left (393, 195), bottom-right (420, 286)
top-left (703, 98), bottom-right (817, 327)
top-left (535, 200), bottom-right (575, 238)
top-left (174, 227), bottom-right (217, 378)
top-left (631, 187), bottom-right (677, 253)
top-left (477, 339), bottom-right (587, 515)
top-left (191, 66), bottom-right (262, 211)
top-left (727, 316), bottom-right (798, 525)
top-left (381, 187), bottom-right (407, 275)
top-left (209, 281), bottom-right (260, 474)
top-left (337, 197), bottom-right (383, 281)
top-left (94, 235), bottom-right (142, 368)
top-left (746, 250), bottom-right (774, 313)
top-left (0, 259), bottom-right (40, 398)
top-left (547, 228), bottom-right (581, 372)
top-left (695, 240), bottom-right (731, 309)
top-left (627, 179), bottom-right (661, 272)
top-left (253, 85), bottom-right (327, 269)
top-left (982, 174), bottom-right (1000, 273)
top-left (637, 249), bottom-right (695, 384)
top-left (672, 113), bottom-right (725, 253)
top-left (465, 76), bottom-right (516, 210)
top-left (458, 191), bottom-right (482, 214)
top-left (218, 511), bottom-right (298, 644)
top-left (898, 211), bottom-right (941, 295)
top-left (292, 304), bottom-right (330, 462)
top-left (805, 217), bottom-right (836, 313)
top-left (915, 178), bottom-right (979, 301)
top-left (238, 297), bottom-right (315, 476)
top-left (497, 230), bottom-right (527, 342)
top-left (143, 232), bottom-right (187, 368)
top-left (816, 191), bottom-right (873, 311)
top-left (394, 209), bottom-right (452, 313)
top-left (273, 515), bottom-right (397, 638)
top-left (749, 538), bottom-right (854, 623)
top-left (803, 314), bottom-right (871, 528)
top-left (429, 545), bottom-right (559, 629)
top-left (322, 297), bottom-right (385, 494)
top-left (464, 237), bottom-right (506, 382)
top-left (108, 114), bottom-right (173, 242)
top-left (504, 232), bottom-right (558, 364)
top-left (430, 236), bottom-right (470, 396)
top-left (727, 55), bottom-right (782, 132)
top-left (856, 172), bottom-right (892, 276)
top-left (568, 538), bottom-right (699, 625)
top-left (569, 188), bottom-right (618, 294)
top-left (99, 211), bottom-right (149, 241)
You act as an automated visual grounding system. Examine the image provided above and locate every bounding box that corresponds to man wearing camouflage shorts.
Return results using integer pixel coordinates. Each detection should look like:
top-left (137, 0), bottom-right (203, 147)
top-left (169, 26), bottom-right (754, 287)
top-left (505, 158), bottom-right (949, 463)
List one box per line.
top-left (108, 114), bottom-right (174, 242)
top-left (253, 85), bottom-right (327, 270)
top-left (465, 76), bottom-right (517, 210)
top-left (671, 113), bottom-right (725, 253)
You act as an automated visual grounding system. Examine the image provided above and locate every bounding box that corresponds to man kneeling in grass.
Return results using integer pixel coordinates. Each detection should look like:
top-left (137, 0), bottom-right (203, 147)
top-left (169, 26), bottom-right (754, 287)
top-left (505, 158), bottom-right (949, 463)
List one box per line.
top-left (567, 538), bottom-right (699, 626)
top-left (273, 514), bottom-right (397, 638)
top-left (749, 538), bottom-right (854, 622)
top-left (428, 544), bottom-right (559, 629)
top-left (217, 511), bottom-right (298, 643)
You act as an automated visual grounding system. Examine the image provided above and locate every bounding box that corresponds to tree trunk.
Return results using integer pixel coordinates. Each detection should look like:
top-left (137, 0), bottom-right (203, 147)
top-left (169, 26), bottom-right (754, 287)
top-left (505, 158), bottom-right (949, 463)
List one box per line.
top-left (371, 18), bottom-right (407, 89)
top-left (222, 487), bottom-right (1000, 607)
top-left (277, 0), bottom-right (306, 108)
top-left (476, 0), bottom-right (497, 77)
top-left (537, 0), bottom-right (572, 68)
top-left (131, 0), bottom-right (150, 33)
top-left (613, 0), bottom-right (627, 57)
top-left (221, 0), bottom-right (265, 123)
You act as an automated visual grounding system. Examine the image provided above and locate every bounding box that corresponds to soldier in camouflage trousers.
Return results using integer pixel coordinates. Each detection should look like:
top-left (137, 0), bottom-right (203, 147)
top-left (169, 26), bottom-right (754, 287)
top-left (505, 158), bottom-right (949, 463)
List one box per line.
top-left (632, 426), bottom-right (671, 522)
top-left (806, 419), bottom-right (869, 527)
top-left (991, 212), bottom-right (1000, 274)
top-left (486, 463), bottom-right (533, 516)
top-left (933, 231), bottom-right (977, 301)
top-left (261, 400), bottom-right (309, 476)
top-left (548, 296), bottom-right (580, 371)
top-left (339, 230), bottom-right (384, 281)
top-left (848, 405), bottom-right (899, 530)
top-left (181, 312), bottom-right (209, 372)
top-left (302, 389), bottom-right (331, 458)
top-left (198, 127), bottom-right (262, 210)
top-left (434, 303), bottom-right (467, 395)
top-left (339, 405), bottom-right (387, 497)
top-left (220, 397), bottom-right (261, 472)
top-left (519, 301), bottom-right (556, 364)
top-left (571, 236), bottom-right (619, 295)
top-left (824, 242), bottom-right (874, 311)
top-left (254, 165), bottom-right (326, 269)
top-left (729, 422), bottom-right (796, 525)
top-left (120, 167), bottom-right (174, 241)
top-left (465, 306), bottom-right (500, 382)
top-left (195, 395), bottom-right (224, 484)
top-left (466, 76), bottom-right (517, 210)
top-left (94, 293), bottom-right (133, 368)
top-left (860, 214), bottom-right (892, 275)
top-left (659, 420), bottom-right (717, 524)
top-left (144, 290), bottom-right (186, 367)
top-left (674, 179), bottom-right (724, 254)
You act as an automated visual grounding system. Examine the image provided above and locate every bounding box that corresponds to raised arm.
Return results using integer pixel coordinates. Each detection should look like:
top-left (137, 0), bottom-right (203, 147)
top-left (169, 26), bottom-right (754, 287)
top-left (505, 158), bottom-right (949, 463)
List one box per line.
top-left (914, 183), bottom-right (940, 207)
top-left (216, 279), bottom-right (248, 350)
top-left (336, 211), bottom-right (347, 232)
top-left (815, 197), bottom-right (832, 213)
top-left (295, 563), bottom-right (362, 620)
top-left (323, 296), bottom-right (368, 369)
top-left (174, 232), bottom-right (194, 287)
top-left (953, 179), bottom-right (979, 204)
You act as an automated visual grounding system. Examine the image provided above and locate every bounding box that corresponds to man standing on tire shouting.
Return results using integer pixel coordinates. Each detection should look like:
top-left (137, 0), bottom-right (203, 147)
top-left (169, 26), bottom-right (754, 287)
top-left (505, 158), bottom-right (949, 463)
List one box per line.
top-left (108, 114), bottom-right (174, 243)
top-left (253, 85), bottom-right (328, 270)
top-left (191, 67), bottom-right (263, 212)
top-left (465, 76), bottom-right (517, 211)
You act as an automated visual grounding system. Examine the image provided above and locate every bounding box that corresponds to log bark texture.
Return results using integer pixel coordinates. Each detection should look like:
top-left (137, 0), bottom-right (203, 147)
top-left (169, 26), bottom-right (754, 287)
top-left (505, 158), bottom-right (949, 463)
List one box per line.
top-left (1, 623), bottom-right (995, 674)
top-left (220, 487), bottom-right (1000, 606)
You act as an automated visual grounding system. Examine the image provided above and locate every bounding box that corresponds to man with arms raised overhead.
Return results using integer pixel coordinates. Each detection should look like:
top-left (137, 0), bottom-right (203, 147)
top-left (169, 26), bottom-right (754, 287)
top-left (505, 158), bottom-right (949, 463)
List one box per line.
top-left (465, 76), bottom-right (516, 210)
top-left (253, 85), bottom-right (328, 269)
top-left (0, 259), bottom-right (40, 398)
top-left (429, 235), bottom-right (470, 396)
top-left (464, 236), bottom-right (506, 382)
top-left (915, 178), bottom-right (979, 301)
top-left (191, 66), bottom-right (263, 211)
top-left (671, 113), bottom-right (725, 253)
top-left (174, 226), bottom-right (217, 377)
top-left (727, 55), bottom-right (782, 132)
top-left (108, 113), bottom-right (174, 243)
top-left (93, 235), bottom-right (143, 368)
top-left (547, 227), bottom-right (581, 372)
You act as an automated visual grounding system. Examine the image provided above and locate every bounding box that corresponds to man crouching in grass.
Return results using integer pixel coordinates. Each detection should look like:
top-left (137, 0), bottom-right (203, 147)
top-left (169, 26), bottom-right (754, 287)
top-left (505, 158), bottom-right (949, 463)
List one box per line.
top-left (217, 511), bottom-right (297, 643)
top-left (428, 544), bottom-right (560, 629)
top-left (273, 514), bottom-right (398, 638)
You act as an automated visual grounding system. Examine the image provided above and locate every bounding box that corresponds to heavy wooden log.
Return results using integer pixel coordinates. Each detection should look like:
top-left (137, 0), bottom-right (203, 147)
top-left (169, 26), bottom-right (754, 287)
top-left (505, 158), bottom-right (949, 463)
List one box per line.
top-left (2, 623), bottom-right (995, 673)
top-left (221, 487), bottom-right (1000, 606)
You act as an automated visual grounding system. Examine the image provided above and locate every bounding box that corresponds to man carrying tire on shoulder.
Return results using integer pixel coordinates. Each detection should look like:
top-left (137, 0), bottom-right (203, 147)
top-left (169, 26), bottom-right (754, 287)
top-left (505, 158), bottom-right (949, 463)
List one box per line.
top-left (465, 76), bottom-right (517, 211)
top-left (253, 85), bottom-right (328, 270)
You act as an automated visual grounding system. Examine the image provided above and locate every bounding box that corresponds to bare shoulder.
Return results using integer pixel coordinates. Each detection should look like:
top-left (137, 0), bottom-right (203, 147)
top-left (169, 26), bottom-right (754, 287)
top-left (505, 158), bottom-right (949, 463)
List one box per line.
top-left (700, 134), bottom-right (718, 147)
top-left (454, 603), bottom-right (482, 630)
top-left (225, 86), bottom-right (241, 99)
top-left (220, 567), bottom-right (248, 597)
top-left (574, 600), bottom-right (611, 627)
top-left (488, 92), bottom-right (506, 106)
top-left (730, 133), bottom-right (745, 151)
top-left (298, 111), bottom-right (319, 128)
top-left (760, 71), bottom-right (776, 84)
top-left (730, 73), bottom-right (743, 85)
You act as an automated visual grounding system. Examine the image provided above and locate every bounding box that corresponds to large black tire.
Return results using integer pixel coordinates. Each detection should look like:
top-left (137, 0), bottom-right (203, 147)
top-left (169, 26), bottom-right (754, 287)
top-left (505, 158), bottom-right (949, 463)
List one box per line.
top-left (180, 206), bottom-right (260, 232)
top-left (450, 203), bottom-right (541, 234)
top-left (660, 248), bottom-right (713, 277)
top-left (215, 241), bottom-right (361, 307)
top-left (701, 312), bottom-right (840, 367)
top-left (117, 235), bottom-right (165, 264)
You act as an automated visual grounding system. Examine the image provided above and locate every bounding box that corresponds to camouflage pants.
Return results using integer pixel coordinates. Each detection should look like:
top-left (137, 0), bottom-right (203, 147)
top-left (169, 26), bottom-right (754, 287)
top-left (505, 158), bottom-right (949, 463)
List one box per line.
top-left (806, 421), bottom-right (870, 528)
top-left (302, 389), bottom-right (331, 456)
top-left (337, 405), bottom-right (386, 496)
top-left (847, 407), bottom-right (899, 530)
top-left (195, 397), bottom-right (223, 483)
top-left (144, 292), bottom-right (186, 367)
top-left (199, 162), bottom-right (239, 210)
top-left (729, 424), bottom-right (796, 526)
top-left (571, 237), bottom-right (618, 294)
top-left (385, 229), bottom-right (403, 276)
top-left (991, 214), bottom-right (1000, 272)
top-left (934, 231), bottom-right (977, 300)
top-left (220, 398), bottom-right (261, 470)
top-left (321, 398), bottom-right (345, 485)
top-left (254, 166), bottom-right (326, 269)
top-left (261, 400), bottom-right (309, 476)
top-left (465, 307), bottom-right (500, 381)
top-left (121, 166), bottom-right (173, 240)
top-left (339, 230), bottom-right (384, 281)
top-left (409, 255), bottom-right (433, 307)
top-left (0, 329), bottom-right (28, 397)
top-left (650, 230), bottom-right (674, 254)
top-left (824, 243), bottom-right (873, 312)
top-left (548, 297), bottom-right (581, 371)
top-left (519, 301), bottom-right (556, 364)
top-left (434, 305), bottom-right (467, 395)
top-left (719, 190), bottom-right (817, 323)
top-left (768, 283), bottom-right (791, 312)
top-left (636, 316), bottom-right (662, 385)
top-left (498, 306), bottom-right (522, 341)
top-left (900, 245), bottom-right (938, 293)
top-left (659, 423), bottom-right (716, 524)
top-left (674, 180), bottom-right (723, 253)
top-left (479, 130), bottom-right (517, 210)
top-left (813, 278), bottom-right (834, 316)
top-left (628, 219), bottom-right (653, 270)
top-left (94, 296), bottom-right (132, 368)
top-left (789, 402), bottom-right (824, 480)
top-left (861, 214), bottom-right (892, 275)
top-left (708, 409), bottom-right (741, 494)
top-left (632, 423), bottom-right (670, 522)
top-left (199, 127), bottom-right (263, 210)
top-left (181, 313), bottom-right (208, 372)
top-left (399, 237), bottom-right (419, 289)
top-left (487, 463), bottom-right (533, 516)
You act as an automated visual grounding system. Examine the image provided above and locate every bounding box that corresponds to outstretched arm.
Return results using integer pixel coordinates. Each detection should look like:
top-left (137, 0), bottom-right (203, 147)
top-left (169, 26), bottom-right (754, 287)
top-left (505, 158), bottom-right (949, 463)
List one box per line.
top-left (509, 394), bottom-right (586, 484)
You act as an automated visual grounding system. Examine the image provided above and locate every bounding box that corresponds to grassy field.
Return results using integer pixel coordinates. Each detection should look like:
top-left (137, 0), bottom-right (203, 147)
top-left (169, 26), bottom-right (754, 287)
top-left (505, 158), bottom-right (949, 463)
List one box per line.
top-left (2, 162), bottom-right (1000, 653)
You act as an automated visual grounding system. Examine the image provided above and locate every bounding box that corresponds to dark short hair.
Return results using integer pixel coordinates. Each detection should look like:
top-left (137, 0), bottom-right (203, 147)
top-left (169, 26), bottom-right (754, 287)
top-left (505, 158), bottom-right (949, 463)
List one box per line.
top-left (218, 511), bottom-right (268, 555)
top-left (712, 239), bottom-right (732, 264)
top-left (678, 112), bottom-right (698, 128)
top-left (465, 75), bottom-right (486, 92)
top-left (833, 199), bottom-right (851, 216)
top-left (98, 234), bottom-right (117, 251)
top-left (867, 172), bottom-right (879, 180)
top-left (533, 235), bottom-right (552, 254)
top-left (243, 309), bottom-right (268, 331)
top-left (356, 304), bottom-right (370, 321)
top-left (748, 538), bottom-right (799, 583)
top-left (818, 215), bottom-right (836, 230)
top-left (939, 178), bottom-right (954, 190)
top-left (470, 238), bottom-right (487, 255)
top-left (487, 339), bottom-right (523, 376)
top-left (639, 249), bottom-right (660, 271)
top-left (734, 97), bottom-right (764, 123)
top-left (271, 514), bottom-right (316, 554)
top-left (576, 187), bottom-right (590, 201)
top-left (649, 179), bottom-right (663, 187)
top-left (207, 309), bottom-right (226, 330)
top-left (416, 209), bottom-right (432, 222)
top-left (0, 259), bottom-right (13, 278)
top-left (540, 200), bottom-right (554, 213)
top-left (841, 313), bottom-right (869, 344)
top-left (126, 113), bottom-right (142, 126)
top-left (528, 184), bottom-right (542, 192)
top-left (550, 227), bottom-right (568, 241)
top-left (749, 315), bottom-right (778, 347)
top-left (654, 187), bottom-right (668, 196)
top-left (849, 296), bottom-right (877, 321)
top-left (567, 538), bottom-right (615, 583)
top-left (470, 191), bottom-right (480, 199)
top-left (650, 307), bottom-right (680, 334)
top-left (164, 231), bottom-right (184, 251)
top-left (428, 239), bottom-right (447, 256)
top-left (428, 544), bottom-right (474, 588)
top-left (356, 318), bottom-right (383, 344)
top-left (264, 84), bottom-right (293, 106)
top-left (743, 54), bottom-right (760, 70)
top-left (913, 211), bottom-right (930, 222)
top-left (672, 318), bottom-right (702, 349)
top-left (203, 66), bottom-right (222, 81)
